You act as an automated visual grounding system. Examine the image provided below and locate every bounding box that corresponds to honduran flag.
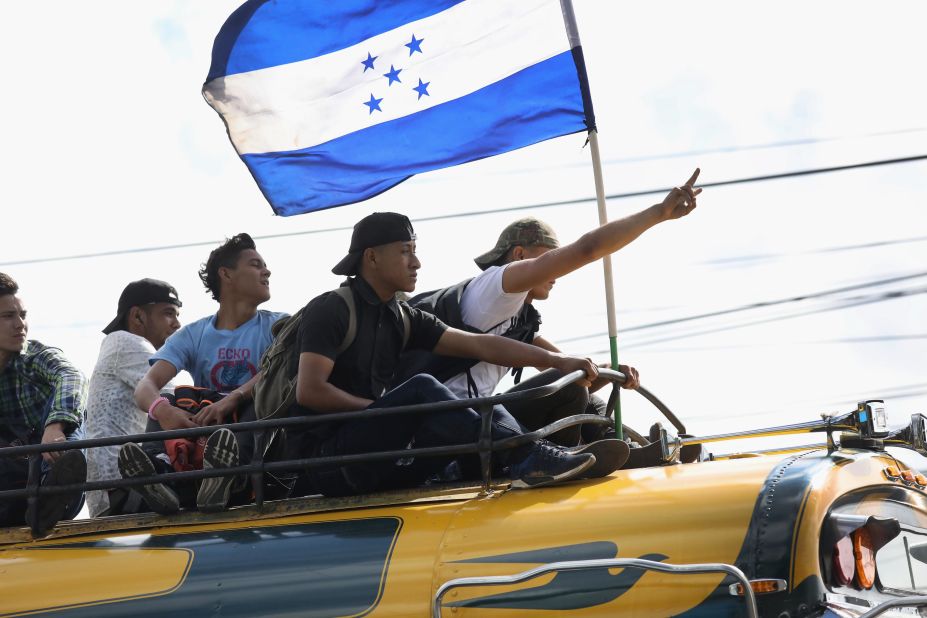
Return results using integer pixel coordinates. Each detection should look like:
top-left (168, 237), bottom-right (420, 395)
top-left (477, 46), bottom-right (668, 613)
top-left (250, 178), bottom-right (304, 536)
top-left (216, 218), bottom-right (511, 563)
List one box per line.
top-left (203, 0), bottom-right (596, 216)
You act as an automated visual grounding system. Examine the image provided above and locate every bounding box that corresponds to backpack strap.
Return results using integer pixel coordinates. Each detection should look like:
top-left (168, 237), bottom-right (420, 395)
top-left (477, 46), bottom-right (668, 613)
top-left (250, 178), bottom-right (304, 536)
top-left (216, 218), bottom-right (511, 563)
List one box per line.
top-left (331, 285), bottom-right (410, 354)
top-left (332, 286), bottom-right (358, 356)
top-left (398, 302), bottom-right (411, 350)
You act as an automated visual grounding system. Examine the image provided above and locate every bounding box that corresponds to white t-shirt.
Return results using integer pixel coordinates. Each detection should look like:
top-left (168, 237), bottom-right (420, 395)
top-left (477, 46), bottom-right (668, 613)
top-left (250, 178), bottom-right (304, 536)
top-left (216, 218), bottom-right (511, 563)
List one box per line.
top-left (85, 330), bottom-right (172, 516)
top-left (443, 264), bottom-right (530, 398)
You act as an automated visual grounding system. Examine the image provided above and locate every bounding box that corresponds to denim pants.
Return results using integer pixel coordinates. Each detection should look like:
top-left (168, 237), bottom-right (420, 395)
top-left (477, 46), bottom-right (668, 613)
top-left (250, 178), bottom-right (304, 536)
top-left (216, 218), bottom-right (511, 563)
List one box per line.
top-left (309, 374), bottom-right (526, 497)
top-left (502, 368), bottom-right (612, 445)
top-left (0, 405), bottom-right (85, 526)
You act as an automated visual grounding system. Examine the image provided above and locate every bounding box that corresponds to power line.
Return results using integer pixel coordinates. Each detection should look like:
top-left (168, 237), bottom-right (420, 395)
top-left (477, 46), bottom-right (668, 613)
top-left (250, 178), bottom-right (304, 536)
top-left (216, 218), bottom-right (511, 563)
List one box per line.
top-left (810, 334), bottom-right (927, 344)
top-left (558, 270), bottom-right (927, 343)
top-left (578, 286), bottom-right (927, 353)
top-left (530, 126), bottom-right (927, 171)
top-left (701, 234), bottom-right (927, 266)
top-left (3, 153), bottom-right (926, 267)
top-left (682, 383), bottom-right (927, 424)
top-left (603, 334), bottom-right (927, 354)
top-left (626, 286), bottom-right (927, 348)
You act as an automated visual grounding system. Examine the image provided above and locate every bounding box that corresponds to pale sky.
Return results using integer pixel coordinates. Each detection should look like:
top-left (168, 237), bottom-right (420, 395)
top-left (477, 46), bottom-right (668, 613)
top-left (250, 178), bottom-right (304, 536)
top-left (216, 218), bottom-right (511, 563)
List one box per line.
top-left (1, 1), bottom-right (925, 454)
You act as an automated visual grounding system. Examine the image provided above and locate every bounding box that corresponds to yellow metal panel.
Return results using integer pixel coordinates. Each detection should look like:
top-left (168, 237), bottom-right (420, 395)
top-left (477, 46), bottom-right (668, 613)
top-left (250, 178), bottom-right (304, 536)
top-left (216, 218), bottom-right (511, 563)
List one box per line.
top-left (0, 547), bottom-right (192, 616)
top-left (433, 457), bottom-right (782, 616)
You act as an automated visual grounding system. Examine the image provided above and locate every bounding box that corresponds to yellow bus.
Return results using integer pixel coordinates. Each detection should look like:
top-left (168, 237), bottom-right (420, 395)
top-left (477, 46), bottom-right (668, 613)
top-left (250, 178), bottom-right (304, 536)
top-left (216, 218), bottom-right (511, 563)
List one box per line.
top-left (3, 371), bottom-right (927, 617)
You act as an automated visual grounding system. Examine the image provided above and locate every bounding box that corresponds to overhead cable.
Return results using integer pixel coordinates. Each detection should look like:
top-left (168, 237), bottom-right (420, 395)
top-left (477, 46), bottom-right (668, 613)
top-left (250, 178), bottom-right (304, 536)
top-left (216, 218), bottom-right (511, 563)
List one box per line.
top-left (578, 286), bottom-right (927, 353)
top-left (3, 153), bottom-right (926, 267)
top-left (558, 270), bottom-right (927, 343)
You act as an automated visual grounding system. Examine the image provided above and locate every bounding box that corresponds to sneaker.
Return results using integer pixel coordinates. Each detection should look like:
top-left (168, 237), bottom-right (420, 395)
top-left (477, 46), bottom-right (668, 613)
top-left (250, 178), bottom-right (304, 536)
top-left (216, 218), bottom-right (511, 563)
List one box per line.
top-left (26, 450), bottom-right (87, 537)
top-left (565, 439), bottom-right (630, 479)
top-left (118, 443), bottom-right (180, 515)
top-left (508, 441), bottom-right (595, 489)
top-left (197, 428), bottom-right (239, 513)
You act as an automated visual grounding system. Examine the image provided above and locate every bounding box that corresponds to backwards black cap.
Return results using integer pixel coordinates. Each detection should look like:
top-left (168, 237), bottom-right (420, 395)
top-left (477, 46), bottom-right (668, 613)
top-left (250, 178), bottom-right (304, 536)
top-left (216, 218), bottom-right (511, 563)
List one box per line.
top-left (102, 279), bottom-right (182, 335)
top-left (332, 212), bottom-right (416, 276)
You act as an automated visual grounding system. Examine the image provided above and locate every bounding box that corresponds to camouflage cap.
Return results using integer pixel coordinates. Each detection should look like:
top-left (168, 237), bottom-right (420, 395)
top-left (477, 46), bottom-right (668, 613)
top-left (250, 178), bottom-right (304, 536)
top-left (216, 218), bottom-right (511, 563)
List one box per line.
top-left (473, 217), bottom-right (560, 271)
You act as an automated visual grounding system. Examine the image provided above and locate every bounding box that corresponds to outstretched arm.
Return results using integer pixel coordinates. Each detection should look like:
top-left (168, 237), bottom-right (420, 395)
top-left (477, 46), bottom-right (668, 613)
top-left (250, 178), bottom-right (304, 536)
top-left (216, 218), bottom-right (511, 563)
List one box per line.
top-left (434, 328), bottom-right (598, 387)
top-left (502, 169), bottom-right (701, 294)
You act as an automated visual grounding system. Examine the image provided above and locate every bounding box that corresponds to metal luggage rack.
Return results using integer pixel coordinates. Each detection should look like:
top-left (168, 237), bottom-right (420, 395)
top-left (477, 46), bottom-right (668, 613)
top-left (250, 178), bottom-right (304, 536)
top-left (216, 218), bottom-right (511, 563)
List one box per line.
top-left (1, 368), bottom-right (684, 537)
top-left (675, 399), bottom-right (927, 461)
top-left (5, 368), bottom-right (925, 539)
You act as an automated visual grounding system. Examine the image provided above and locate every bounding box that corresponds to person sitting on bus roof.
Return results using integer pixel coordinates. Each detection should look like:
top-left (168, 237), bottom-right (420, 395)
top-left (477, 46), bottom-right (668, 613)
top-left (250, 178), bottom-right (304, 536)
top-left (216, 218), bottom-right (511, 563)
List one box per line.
top-left (84, 279), bottom-right (182, 517)
top-left (395, 170), bottom-right (700, 466)
top-left (123, 234), bottom-right (287, 514)
top-left (0, 272), bottom-right (88, 536)
top-left (286, 212), bottom-right (599, 498)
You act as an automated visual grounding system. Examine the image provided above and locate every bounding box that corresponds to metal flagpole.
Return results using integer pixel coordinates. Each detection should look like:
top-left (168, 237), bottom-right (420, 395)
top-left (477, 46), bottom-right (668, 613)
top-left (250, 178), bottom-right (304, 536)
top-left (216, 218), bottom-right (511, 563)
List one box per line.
top-left (558, 0), bottom-right (623, 438)
top-left (588, 130), bottom-right (622, 436)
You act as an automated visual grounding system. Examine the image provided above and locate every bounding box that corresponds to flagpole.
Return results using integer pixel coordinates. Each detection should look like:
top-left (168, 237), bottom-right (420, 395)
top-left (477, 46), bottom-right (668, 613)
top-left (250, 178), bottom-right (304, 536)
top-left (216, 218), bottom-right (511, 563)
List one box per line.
top-left (558, 0), bottom-right (622, 439)
top-left (587, 130), bottom-right (622, 437)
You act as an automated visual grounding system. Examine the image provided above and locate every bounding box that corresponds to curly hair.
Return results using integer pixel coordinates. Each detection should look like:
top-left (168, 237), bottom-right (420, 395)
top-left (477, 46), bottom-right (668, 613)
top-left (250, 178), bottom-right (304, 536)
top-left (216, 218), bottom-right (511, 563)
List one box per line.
top-left (198, 233), bottom-right (256, 301)
top-left (0, 272), bottom-right (19, 297)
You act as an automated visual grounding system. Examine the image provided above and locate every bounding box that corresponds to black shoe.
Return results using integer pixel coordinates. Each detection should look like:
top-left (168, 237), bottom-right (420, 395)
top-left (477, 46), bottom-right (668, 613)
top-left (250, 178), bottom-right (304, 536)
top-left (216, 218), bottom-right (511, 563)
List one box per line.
top-left (197, 428), bottom-right (239, 513)
top-left (118, 443), bottom-right (180, 515)
top-left (649, 422), bottom-right (664, 444)
top-left (508, 441), bottom-right (595, 489)
top-left (26, 450), bottom-right (87, 537)
top-left (566, 439), bottom-right (630, 479)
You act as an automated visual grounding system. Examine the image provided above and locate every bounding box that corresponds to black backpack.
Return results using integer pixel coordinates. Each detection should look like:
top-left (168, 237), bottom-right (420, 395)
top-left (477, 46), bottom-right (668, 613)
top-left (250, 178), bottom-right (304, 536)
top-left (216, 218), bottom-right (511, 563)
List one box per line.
top-left (393, 278), bottom-right (541, 393)
top-left (254, 285), bottom-right (410, 421)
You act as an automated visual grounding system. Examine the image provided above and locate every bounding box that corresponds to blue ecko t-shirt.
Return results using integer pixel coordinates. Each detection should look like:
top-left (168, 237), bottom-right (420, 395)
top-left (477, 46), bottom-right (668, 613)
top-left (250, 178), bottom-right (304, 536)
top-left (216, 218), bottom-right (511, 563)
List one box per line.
top-left (151, 310), bottom-right (287, 392)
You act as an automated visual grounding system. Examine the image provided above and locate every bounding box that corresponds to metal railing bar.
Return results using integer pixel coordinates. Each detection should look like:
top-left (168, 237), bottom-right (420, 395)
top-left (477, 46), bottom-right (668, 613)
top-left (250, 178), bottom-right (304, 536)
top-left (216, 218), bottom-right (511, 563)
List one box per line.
top-left (431, 557), bottom-right (757, 618)
top-left (857, 595), bottom-right (927, 618)
top-left (712, 443), bottom-right (829, 459)
top-left (252, 430), bottom-right (265, 510)
top-left (478, 403), bottom-right (493, 492)
top-left (0, 415), bottom-right (613, 501)
top-left (637, 386), bottom-right (685, 434)
top-left (25, 456), bottom-right (41, 534)
top-left (680, 415), bottom-right (857, 447)
top-left (595, 368), bottom-right (682, 434)
top-left (0, 367), bottom-right (636, 527)
top-left (1, 370), bottom-right (609, 460)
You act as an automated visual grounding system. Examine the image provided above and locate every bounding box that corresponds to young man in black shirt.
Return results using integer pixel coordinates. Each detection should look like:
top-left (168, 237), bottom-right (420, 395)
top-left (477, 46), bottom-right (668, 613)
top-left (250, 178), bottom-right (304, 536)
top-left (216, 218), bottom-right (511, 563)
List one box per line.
top-left (292, 213), bottom-right (600, 496)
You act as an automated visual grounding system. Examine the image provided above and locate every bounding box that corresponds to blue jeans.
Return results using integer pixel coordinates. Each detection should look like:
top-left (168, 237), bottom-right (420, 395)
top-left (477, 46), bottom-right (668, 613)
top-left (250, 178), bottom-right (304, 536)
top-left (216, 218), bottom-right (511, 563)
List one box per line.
top-left (503, 368), bottom-right (612, 446)
top-left (309, 374), bottom-right (526, 496)
top-left (0, 404), bottom-right (85, 526)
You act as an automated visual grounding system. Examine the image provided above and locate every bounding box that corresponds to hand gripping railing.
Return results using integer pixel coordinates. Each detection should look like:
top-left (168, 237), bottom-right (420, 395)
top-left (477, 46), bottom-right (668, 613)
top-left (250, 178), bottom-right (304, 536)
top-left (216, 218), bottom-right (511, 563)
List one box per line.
top-left (432, 557), bottom-right (757, 618)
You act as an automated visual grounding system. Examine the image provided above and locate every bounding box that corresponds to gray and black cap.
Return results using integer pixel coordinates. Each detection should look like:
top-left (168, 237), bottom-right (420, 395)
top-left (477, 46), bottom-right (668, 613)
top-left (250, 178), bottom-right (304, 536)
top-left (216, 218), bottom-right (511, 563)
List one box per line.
top-left (103, 278), bottom-right (182, 335)
top-left (332, 212), bottom-right (417, 276)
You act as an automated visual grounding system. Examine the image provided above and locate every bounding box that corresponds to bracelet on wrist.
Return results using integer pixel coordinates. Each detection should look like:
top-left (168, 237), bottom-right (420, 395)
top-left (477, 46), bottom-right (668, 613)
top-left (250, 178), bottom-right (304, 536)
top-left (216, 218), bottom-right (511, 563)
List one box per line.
top-left (148, 396), bottom-right (169, 420)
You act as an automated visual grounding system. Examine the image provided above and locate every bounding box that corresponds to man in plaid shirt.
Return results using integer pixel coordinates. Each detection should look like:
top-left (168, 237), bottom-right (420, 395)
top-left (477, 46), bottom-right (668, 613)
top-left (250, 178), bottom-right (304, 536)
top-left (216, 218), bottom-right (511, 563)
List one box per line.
top-left (0, 272), bottom-right (88, 536)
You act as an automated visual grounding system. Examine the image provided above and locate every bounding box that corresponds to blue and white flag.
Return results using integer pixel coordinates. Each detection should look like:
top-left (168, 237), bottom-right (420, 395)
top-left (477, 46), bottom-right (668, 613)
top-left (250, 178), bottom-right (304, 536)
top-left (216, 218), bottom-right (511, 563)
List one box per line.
top-left (204, 0), bottom-right (596, 216)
